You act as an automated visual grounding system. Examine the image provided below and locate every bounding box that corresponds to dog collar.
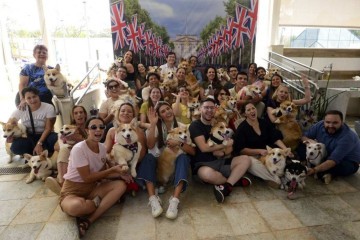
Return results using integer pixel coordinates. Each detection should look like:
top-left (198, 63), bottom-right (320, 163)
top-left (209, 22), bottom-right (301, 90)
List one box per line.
top-left (122, 142), bottom-right (138, 153)
top-left (210, 135), bottom-right (223, 145)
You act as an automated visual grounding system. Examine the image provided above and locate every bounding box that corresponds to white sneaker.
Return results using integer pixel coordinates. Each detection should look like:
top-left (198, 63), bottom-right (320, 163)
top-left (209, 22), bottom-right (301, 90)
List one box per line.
top-left (148, 195), bottom-right (163, 218)
top-left (323, 174), bottom-right (332, 184)
top-left (166, 197), bottom-right (180, 219)
top-left (45, 177), bottom-right (61, 196)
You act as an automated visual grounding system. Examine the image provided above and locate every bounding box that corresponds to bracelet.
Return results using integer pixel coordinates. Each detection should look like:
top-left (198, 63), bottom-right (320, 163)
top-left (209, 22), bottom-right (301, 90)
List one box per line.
top-left (37, 141), bottom-right (43, 146)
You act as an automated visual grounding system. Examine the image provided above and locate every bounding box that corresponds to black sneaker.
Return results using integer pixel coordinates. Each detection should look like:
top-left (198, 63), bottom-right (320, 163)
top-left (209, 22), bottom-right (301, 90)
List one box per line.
top-left (234, 176), bottom-right (252, 187)
top-left (213, 184), bottom-right (229, 203)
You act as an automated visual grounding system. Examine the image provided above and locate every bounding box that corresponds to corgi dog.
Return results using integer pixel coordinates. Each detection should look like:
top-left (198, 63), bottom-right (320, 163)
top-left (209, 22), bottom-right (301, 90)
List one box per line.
top-left (215, 96), bottom-right (237, 124)
top-left (299, 109), bottom-right (317, 131)
top-left (259, 146), bottom-right (291, 184)
top-left (178, 60), bottom-right (200, 97)
top-left (281, 159), bottom-right (307, 198)
top-left (157, 125), bottom-right (194, 188)
top-left (43, 64), bottom-right (71, 98)
top-left (0, 118), bottom-right (27, 163)
top-left (24, 150), bottom-right (57, 184)
top-left (216, 68), bottom-right (230, 83)
top-left (111, 118), bottom-right (142, 177)
top-left (58, 124), bottom-right (85, 150)
top-left (272, 101), bottom-right (302, 151)
top-left (160, 81), bottom-right (176, 105)
top-left (187, 96), bottom-right (201, 121)
top-left (207, 121), bottom-right (234, 147)
top-left (148, 66), bottom-right (162, 75)
top-left (237, 85), bottom-right (262, 100)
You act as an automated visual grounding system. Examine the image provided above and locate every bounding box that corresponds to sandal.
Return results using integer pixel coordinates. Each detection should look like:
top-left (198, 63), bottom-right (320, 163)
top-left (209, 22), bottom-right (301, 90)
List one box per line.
top-left (76, 217), bottom-right (91, 238)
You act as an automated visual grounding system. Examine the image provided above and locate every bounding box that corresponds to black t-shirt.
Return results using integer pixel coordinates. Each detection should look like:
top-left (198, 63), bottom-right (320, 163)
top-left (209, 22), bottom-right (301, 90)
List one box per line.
top-left (232, 118), bottom-right (283, 156)
top-left (189, 119), bottom-right (217, 163)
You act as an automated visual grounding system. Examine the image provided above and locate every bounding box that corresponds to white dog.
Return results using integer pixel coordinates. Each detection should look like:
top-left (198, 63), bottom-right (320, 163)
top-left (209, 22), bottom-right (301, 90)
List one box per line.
top-left (305, 142), bottom-right (327, 167)
top-left (24, 150), bottom-right (57, 184)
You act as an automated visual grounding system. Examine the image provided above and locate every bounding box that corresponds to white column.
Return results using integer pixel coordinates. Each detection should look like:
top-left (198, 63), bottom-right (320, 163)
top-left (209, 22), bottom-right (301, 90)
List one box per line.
top-left (37, 0), bottom-right (55, 65)
top-left (254, 0), bottom-right (281, 67)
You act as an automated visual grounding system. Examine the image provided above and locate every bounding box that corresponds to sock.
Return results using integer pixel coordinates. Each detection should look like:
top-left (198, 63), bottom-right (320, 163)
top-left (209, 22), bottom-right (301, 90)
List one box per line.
top-left (224, 182), bottom-right (233, 195)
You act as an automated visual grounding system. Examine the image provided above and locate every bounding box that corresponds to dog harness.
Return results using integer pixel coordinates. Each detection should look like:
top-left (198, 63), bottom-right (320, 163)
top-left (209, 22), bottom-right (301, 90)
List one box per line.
top-left (209, 135), bottom-right (224, 145)
top-left (121, 142), bottom-right (139, 160)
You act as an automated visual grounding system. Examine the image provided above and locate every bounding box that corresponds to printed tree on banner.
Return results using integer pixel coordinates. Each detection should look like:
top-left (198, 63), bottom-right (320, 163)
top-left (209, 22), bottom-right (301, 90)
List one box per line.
top-left (111, 1), bottom-right (128, 50)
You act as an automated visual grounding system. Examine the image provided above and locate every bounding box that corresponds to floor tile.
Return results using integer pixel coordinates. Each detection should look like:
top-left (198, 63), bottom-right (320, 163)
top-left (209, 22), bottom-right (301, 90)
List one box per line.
top-left (85, 216), bottom-right (120, 240)
top-left (37, 220), bottom-right (78, 240)
top-left (326, 179), bottom-right (358, 194)
top-left (0, 173), bottom-right (27, 182)
top-left (222, 202), bottom-right (269, 235)
top-left (339, 191), bottom-right (360, 212)
top-left (301, 177), bottom-right (333, 196)
top-left (155, 209), bottom-right (197, 240)
top-left (243, 182), bottom-right (278, 201)
top-left (312, 195), bottom-right (360, 221)
top-left (0, 226), bottom-right (6, 235)
top-left (189, 206), bottom-right (234, 239)
top-left (0, 223), bottom-right (44, 240)
top-left (254, 199), bottom-right (303, 231)
top-left (115, 207), bottom-right (156, 240)
top-left (48, 205), bottom-right (73, 222)
top-left (11, 196), bottom-right (58, 225)
top-left (343, 171), bottom-right (360, 190)
top-left (282, 197), bottom-right (334, 226)
top-left (0, 179), bottom-right (42, 201)
top-left (227, 187), bottom-right (251, 204)
top-left (0, 199), bottom-right (29, 225)
top-left (237, 232), bottom-right (276, 240)
top-left (273, 227), bottom-right (317, 240)
top-left (340, 221), bottom-right (360, 239)
top-left (33, 185), bottom-right (58, 198)
top-left (309, 224), bottom-right (357, 240)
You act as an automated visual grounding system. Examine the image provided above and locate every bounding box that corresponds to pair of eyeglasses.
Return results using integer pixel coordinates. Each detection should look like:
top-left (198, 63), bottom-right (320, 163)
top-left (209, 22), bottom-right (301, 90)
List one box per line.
top-left (108, 84), bottom-right (119, 90)
top-left (203, 106), bottom-right (215, 110)
top-left (89, 125), bottom-right (105, 130)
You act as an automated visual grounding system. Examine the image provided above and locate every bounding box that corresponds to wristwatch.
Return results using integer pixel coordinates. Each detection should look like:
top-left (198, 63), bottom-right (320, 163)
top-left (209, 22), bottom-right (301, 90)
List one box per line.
top-left (37, 141), bottom-right (43, 146)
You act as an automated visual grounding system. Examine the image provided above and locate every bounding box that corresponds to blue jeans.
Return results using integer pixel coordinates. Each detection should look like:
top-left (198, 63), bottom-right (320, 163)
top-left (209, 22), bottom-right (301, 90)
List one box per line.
top-left (327, 161), bottom-right (359, 177)
top-left (11, 132), bottom-right (58, 155)
top-left (137, 153), bottom-right (191, 192)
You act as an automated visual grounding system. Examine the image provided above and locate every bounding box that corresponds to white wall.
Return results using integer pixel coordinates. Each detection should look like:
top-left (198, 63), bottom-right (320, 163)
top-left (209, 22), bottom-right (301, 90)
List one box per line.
top-left (280, 0), bottom-right (360, 28)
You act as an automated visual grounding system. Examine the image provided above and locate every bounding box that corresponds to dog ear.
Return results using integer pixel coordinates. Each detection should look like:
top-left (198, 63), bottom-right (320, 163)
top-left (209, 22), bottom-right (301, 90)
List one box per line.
top-left (43, 65), bottom-right (48, 72)
top-left (130, 117), bottom-right (138, 128)
top-left (24, 154), bottom-right (33, 161)
top-left (284, 148), bottom-right (292, 157)
top-left (55, 64), bottom-right (61, 71)
top-left (41, 150), bottom-right (49, 158)
top-left (266, 145), bottom-right (272, 152)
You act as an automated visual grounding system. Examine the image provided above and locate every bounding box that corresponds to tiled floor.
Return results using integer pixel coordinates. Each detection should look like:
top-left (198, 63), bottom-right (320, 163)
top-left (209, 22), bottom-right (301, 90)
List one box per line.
top-left (1, 96), bottom-right (360, 239)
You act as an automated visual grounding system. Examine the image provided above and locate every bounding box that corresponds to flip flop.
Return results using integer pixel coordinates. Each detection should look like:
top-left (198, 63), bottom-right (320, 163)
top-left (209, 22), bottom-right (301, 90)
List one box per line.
top-left (76, 217), bottom-right (91, 239)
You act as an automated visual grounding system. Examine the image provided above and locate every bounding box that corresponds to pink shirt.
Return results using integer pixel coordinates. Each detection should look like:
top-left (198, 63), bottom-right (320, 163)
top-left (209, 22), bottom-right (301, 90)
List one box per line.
top-left (64, 141), bottom-right (107, 182)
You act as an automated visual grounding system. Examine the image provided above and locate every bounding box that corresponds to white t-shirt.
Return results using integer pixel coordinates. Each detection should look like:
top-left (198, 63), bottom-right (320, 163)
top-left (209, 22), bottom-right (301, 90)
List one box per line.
top-left (11, 103), bottom-right (56, 134)
top-left (160, 63), bottom-right (177, 76)
top-left (64, 141), bottom-right (107, 182)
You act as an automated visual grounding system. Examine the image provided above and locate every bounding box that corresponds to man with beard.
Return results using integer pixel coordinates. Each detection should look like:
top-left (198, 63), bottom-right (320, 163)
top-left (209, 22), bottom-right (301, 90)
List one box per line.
top-left (189, 98), bottom-right (252, 203)
top-left (302, 110), bottom-right (360, 184)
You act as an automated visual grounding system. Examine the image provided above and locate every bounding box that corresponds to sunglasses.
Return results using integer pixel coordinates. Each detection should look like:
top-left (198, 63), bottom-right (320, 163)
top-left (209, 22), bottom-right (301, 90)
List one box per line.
top-left (108, 84), bottom-right (120, 90)
top-left (89, 125), bottom-right (106, 130)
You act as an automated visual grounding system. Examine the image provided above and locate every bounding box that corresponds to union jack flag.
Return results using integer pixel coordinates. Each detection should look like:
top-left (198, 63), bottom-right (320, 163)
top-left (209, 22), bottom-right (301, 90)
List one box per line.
top-left (231, 4), bottom-right (249, 48)
top-left (126, 15), bottom-right (142, 53)
top-left (143, 30), bottom-right (154, 55)
top-left (225, 17), bottom-right (235, 49)
top-left (245, 0), bottom-right (258, 43)
top-left (111, 1), bottom-right (128, 50)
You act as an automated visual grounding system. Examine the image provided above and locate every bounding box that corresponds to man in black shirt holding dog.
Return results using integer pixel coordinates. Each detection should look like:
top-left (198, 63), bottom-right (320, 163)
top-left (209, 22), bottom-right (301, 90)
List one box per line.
top-left (189, 98), bottom-right (252, 203)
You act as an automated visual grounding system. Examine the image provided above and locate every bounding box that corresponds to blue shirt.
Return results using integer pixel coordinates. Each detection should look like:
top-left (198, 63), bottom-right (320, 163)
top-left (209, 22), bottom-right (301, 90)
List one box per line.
top-left (305, 120), bottom-right (360, 164)
top-left (20, 63), bottom-right (52, 97)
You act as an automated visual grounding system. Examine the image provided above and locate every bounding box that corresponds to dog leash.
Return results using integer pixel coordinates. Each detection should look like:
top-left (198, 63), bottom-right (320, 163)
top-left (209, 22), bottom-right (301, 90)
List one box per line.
top-left (28, 105), bottom-right (36, 135)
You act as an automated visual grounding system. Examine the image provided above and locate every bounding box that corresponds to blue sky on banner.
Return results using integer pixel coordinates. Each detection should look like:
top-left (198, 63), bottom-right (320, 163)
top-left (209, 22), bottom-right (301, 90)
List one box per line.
top-left (138, 0), bottom-right (227, 38)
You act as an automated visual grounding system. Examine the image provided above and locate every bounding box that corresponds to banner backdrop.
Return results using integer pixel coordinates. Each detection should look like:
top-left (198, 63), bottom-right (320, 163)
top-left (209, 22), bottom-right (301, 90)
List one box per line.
top-left (109, 0), bottom-right (258, 67)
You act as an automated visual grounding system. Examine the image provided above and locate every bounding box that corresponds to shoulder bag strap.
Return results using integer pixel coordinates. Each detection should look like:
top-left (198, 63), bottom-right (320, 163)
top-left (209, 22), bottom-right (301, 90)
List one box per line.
top-left (28, 106), bottom-right (36, 135)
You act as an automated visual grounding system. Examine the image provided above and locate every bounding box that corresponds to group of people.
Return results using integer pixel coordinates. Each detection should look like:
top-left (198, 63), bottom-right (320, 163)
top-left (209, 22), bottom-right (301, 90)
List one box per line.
top-left (6, 45), bottom-right (360, 238)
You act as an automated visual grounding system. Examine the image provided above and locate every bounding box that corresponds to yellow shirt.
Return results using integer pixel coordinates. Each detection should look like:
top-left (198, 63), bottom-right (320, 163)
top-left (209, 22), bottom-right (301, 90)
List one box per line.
top-left (172, 102), bottom-right (191, 124)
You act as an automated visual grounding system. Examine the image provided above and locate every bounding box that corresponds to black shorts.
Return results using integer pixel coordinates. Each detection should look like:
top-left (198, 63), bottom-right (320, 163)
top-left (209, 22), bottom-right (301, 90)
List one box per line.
top-left (194, 158), bottom-right (232, 178)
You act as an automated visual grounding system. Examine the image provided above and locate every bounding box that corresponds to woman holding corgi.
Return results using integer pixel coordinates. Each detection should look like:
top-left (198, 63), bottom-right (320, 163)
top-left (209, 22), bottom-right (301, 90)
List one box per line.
top-left (60, 117), bottom-right (128, 238)
top-left (172, 85), bottom-right (192, 124)
top-left (233, 102), bottom-right (293, 188)
top-left (266, 75), bottom-right (311, 123)
top-left (199, 66), bottom-right (222, 101)
top-left (137, 101), bottom-right (195, 219)
top-left (10, 86), bottom-right (57, 156)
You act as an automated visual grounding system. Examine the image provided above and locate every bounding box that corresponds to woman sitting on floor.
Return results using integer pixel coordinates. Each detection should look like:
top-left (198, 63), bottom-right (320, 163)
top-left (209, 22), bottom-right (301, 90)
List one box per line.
top-left (60, 117), bottom-right (128, 238)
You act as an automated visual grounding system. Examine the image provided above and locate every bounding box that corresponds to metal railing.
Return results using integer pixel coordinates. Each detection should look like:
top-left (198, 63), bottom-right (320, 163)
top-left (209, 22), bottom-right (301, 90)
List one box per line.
top-left (263, 51), bottom-right (324, 99)
top-left (70, 62), bottom-right (101, 105)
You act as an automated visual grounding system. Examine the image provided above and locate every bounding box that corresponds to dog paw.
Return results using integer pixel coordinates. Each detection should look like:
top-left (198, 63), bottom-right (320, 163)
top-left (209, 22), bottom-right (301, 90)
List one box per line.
top-left (131, 171), bottom-right (137, 178)
top-left (26, 179), bottom-right (33, 184)
top-left (121, 165), bottom-right (129, 172)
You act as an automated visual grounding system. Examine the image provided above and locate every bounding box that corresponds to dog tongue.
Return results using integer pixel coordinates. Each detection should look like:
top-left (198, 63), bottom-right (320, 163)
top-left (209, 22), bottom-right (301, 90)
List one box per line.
top-left (126, 138), bottom-right (131, 144)
top-left (34, 167), bottom-right (39, 174)
top-left (290, 179), bottom-right (297, 190)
